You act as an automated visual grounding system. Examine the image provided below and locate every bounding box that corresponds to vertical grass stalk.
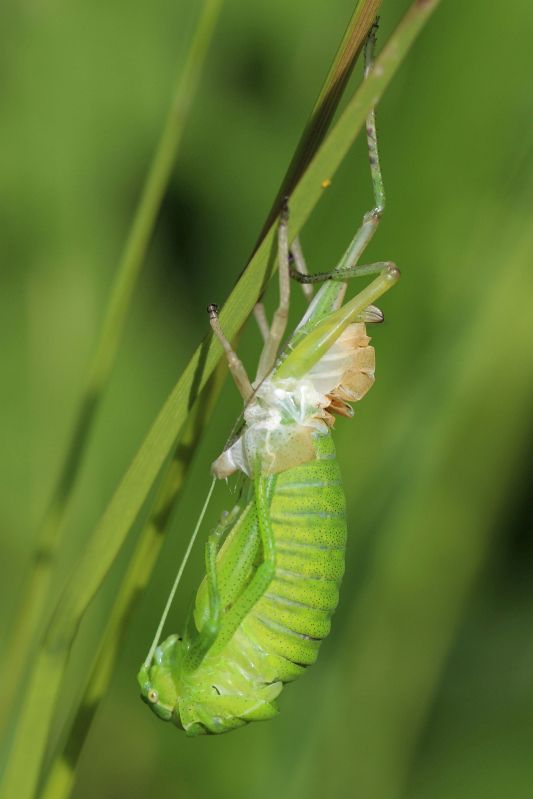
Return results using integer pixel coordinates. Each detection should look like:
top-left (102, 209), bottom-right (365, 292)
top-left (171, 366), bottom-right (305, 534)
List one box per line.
top-left (0, 0), bottom-right (224, 745)
top-left (39, 365), bottom-right (225, 799)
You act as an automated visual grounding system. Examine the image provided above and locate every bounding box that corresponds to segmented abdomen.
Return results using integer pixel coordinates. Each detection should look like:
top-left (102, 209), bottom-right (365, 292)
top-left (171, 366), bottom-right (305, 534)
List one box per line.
top-left (240, 431), bottom-right (346, 682)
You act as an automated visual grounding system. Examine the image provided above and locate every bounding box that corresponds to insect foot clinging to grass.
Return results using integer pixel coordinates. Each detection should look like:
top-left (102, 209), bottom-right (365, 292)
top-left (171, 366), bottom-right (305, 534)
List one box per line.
top-left (138, 23), bottom-right (400, 736)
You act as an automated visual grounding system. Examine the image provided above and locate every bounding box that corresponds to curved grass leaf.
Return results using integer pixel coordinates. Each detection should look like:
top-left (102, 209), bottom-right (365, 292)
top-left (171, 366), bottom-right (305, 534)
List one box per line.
top-left (0, 0), bottom-right (225, 745)
top-left (39, 363), bottom-right (226, 799)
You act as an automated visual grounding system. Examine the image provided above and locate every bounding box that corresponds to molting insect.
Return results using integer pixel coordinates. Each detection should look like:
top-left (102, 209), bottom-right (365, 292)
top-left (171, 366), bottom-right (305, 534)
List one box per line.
top-left (138, 23), bottom-right (399, 736)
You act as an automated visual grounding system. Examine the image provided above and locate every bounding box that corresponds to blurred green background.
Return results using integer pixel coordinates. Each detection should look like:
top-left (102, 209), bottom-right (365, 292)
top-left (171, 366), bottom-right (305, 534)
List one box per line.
top-left (2, 0), bottom-right (533, 797)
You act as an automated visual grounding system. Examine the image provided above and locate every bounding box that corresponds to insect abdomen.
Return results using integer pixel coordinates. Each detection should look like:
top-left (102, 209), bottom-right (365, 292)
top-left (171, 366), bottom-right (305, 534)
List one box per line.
top-left (242, 432), bottom-right (346, 680)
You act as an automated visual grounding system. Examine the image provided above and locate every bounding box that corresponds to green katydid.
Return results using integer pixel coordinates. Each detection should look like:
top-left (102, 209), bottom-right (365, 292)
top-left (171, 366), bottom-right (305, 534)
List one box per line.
top-left (138, 22), bottom-right (399, 736)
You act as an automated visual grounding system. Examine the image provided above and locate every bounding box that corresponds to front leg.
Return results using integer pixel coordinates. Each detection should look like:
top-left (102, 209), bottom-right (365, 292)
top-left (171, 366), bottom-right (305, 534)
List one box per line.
top-left (208, 304), bottom-right (254, 402)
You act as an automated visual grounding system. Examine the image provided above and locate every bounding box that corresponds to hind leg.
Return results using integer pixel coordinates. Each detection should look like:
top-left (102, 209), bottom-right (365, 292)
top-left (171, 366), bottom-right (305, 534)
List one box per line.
top-left (182, 507), bottom-right (240, 671)
top-left (290, 21), bottom-right (387, 289)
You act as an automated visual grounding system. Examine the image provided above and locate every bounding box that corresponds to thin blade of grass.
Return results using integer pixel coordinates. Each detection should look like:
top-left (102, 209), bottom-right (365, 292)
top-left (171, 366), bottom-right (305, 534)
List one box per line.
top-left (39, 364), bottom-right (226, 799)
top-left (0, 0), bottom-right (224, 744)
top-left (0, 3), bottom-right (440, 797)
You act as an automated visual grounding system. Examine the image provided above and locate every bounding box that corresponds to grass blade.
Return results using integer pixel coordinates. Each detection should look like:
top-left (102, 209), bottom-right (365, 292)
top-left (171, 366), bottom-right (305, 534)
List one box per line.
top-left (0, 0), bottom-right (224, 744)
top-left (39, 365), bottom-right (225, 799)
top-left (0, 3), bottom-right (440, 797)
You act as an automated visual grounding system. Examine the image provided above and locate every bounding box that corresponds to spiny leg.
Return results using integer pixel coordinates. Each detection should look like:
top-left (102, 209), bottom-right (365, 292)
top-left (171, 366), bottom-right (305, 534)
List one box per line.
top-left (289, 259), bottom-right (396, 324)
top-left (182, 506), bottom-right (241, 671)
top-left (287, 20), bottom-right (386, 291)
top-left (337, 19), bottom-right (384, 272)
top-left (208, 304), bottom-right (254, 403)
top-left (253, 302), bottom-right (270, 342)
top-left (254, 208), bottom-right (305, 363)
top-left (211, 475), bottom-right (276, 651)
top-left (276, 262), bottom-right (399, 381)
top-left (365, 21), bottom-right (385, 213)
top-left (289, 237), bottom-right (313, 302)
top-left (290, 259), bottom-right (394, 284)
top-left (254, 200), bottom-right (291, 383)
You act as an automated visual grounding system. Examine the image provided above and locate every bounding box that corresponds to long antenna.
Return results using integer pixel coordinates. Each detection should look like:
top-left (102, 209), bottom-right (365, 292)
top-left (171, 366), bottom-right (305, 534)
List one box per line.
top-left (143, 476), bottom-right (217, 668)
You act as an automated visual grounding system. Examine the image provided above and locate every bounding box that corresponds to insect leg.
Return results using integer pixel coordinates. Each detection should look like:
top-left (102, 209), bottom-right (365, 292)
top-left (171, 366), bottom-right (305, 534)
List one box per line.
top-left (290, 260), bottom-right (395, 285)
top-left (210, 476), bottom-right (276, 652)
top-left (336, 20), bottom-right (384, 272)
top-left (288, 21), bottom-right (385, 294)
top-left (254, 201), bottom-right (291, 383)
top-left (277, 262), bottom-right (399, 381)
top-left (208, 304), bottom-right (254, 402)
top-left (254, 232), bottom-right (308, 344)
top-left (253, 302), bottom-right (270, 342)
top-left (289, 237), bottom-right (314, 302)
top-left (182, 507), bottom-right (240, 671)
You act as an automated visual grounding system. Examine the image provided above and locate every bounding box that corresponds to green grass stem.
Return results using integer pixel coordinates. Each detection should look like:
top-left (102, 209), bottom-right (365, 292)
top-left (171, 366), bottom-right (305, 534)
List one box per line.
top-left (39, 365), bottom-right (225, 799)
top-left (0, 0), bottom-right (224, 745)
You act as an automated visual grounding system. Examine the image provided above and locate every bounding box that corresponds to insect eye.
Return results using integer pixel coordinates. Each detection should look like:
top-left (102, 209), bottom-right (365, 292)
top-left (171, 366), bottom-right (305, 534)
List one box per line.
top-left (147, 689), bottom-right (159, 704)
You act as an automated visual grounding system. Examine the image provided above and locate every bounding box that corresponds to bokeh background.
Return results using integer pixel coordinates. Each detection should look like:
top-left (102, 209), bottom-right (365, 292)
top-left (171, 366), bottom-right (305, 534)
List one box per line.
top-left (2, 0), bottom-right (533, 797)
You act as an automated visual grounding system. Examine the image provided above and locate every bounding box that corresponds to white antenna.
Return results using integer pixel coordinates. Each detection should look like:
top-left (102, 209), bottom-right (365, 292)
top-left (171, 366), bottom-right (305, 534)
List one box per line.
top-left (144, 476), bottom-right (217, 668)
